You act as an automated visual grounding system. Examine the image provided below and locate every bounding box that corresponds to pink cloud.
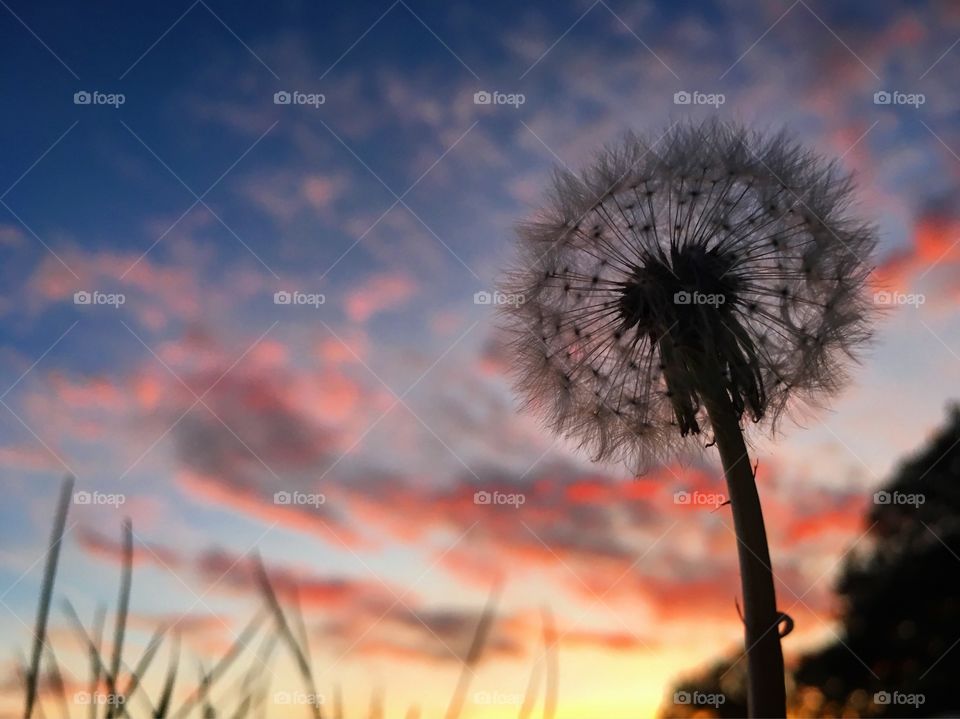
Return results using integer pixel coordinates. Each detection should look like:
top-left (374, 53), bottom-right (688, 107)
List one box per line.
top-left (242, 171), bottom-right (346, 222)
top-left (344, 272), bottom-right (418, 322)
top-left (873, 212), bottom-right (960, 304)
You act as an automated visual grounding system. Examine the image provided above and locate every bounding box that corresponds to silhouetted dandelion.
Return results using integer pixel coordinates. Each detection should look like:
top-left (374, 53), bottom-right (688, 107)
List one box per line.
top-left (500, 120), bottom-right (877, 717)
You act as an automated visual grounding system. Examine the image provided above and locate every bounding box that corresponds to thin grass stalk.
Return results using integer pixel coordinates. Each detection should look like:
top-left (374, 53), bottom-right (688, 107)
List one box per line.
top-left (25, 476), bottom-right (74, 719)
top-left (116, 624), bottom-right (167, 716)
top-left (42, 642), bottom-right (69, 719)
top-left (443, 584), bottom-right (500, 719)
top-left (154, 635), bottom-right (180, 718)
top-left (288, 584), bottom-right (312, 669)
top-left (169, 610), bottom-right (267, 719)
top-left (89, 605), bottom-right (107, 719)
top-left (63, 600), bottom-right (118, 717)
top-left (105, 521), bottom-right (133, 719)
top-left (207, 626), bottom-right (279, 715)
top-left (200, 664), bottom-right (216, 719)
top-left (250, 554), bottom-right (322, 719)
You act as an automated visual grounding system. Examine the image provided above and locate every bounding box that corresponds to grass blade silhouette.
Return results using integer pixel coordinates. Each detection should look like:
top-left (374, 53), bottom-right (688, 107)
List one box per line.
top-left (170, 609), bottom-right (267, 719)
top-left (251, 553), bottom-right (322, 719)
top-left (106, 520), bottom-right (132, 719)
top-left (154, 635), bottom-right (180, 718)
top-left (42, 642), bottom-right (69, 719)
top-left (443, 584), bottom-right (501, 719)
top-left (25, 476), bottom-right (73, 719)
top-left (88, 604), bottom-right (107, 719)
top-left (118, 624), bottom-right (167, 714)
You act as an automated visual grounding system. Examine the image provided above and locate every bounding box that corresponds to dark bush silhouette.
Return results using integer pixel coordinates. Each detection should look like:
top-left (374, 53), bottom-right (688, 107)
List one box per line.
top-left (658, 656), bottom-right (749, 718)
top-left (794, 404), bottom-right (960, 717)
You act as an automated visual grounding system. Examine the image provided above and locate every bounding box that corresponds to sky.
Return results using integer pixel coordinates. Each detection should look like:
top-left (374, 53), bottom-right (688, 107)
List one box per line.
top-left (2, 0), bottom-right (960, 717)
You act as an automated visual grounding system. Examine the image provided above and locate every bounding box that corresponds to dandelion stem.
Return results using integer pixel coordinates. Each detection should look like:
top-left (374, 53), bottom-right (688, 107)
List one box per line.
top-left (698, 368), bottom-right (786, 718)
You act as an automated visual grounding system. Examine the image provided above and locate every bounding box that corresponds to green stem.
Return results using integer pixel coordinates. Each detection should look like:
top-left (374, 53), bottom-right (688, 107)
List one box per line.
top-left (698, 373), bottom-right (786, 718)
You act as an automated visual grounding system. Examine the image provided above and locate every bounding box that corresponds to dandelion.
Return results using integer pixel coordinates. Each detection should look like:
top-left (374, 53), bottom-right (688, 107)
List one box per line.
top-left (500, 120), bottom-right (877, 717)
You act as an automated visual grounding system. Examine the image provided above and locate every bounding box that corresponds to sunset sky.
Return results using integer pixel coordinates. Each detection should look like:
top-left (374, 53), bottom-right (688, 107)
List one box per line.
top-left (3, 0), bottom-right (960, 716)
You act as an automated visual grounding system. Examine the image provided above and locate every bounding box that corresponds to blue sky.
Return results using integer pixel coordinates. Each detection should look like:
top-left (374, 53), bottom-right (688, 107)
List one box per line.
top-left (3, 0), bottom-right (960, 716)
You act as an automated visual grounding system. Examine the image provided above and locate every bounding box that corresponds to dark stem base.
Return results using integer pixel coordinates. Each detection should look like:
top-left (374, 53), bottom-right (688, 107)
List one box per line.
top-left (698, 370), bottom-right (787, 718)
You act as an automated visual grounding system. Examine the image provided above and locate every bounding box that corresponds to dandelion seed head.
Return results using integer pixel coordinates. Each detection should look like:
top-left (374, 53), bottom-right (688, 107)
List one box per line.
top-left (500, 120), bottom-right (877, 470)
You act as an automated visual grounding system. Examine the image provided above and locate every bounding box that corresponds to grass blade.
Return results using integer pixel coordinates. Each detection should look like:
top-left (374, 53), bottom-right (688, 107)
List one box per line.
top-left (63, 600), bottom-right (117, 711)
top-left (105, 520), bottom-right (132, 719)
top-left (42, 642), bottom-right (70, 719)
top-left (25, 476), bottom-right (74, 719)
top-left (251, 553), bottom-right (322, 719)
top-left (170, 609), bottom-right (267, 719)
top-left (154, 634), bottom-right (180, 718)
top-left (443, 584), bottom-right (501, 719)
top-left (89, 604), bottom-right (107, 719)
top-left (117, 624), bottom-right (167, 715)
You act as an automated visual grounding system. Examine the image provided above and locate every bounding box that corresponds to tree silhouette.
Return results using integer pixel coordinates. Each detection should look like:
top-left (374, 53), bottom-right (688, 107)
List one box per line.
top-left (659, 656), bottom-right (749, 718)
top-left (794, 404), bottom-right (960, 717)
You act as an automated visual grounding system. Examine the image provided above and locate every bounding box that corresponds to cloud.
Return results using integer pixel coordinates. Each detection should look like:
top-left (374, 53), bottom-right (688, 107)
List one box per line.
top-left (241, 170), bottom-right (348, 223)
top-left (75, 529), bottom-right (529, 665)
top-left (76, 527), bottom-right (182, 568)
top-left (873, 211), bottom-right (960, 305)
top-left (343, 271), bottom-right (419, 322)
top-left (0, 443), bottom-right (62, 472)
